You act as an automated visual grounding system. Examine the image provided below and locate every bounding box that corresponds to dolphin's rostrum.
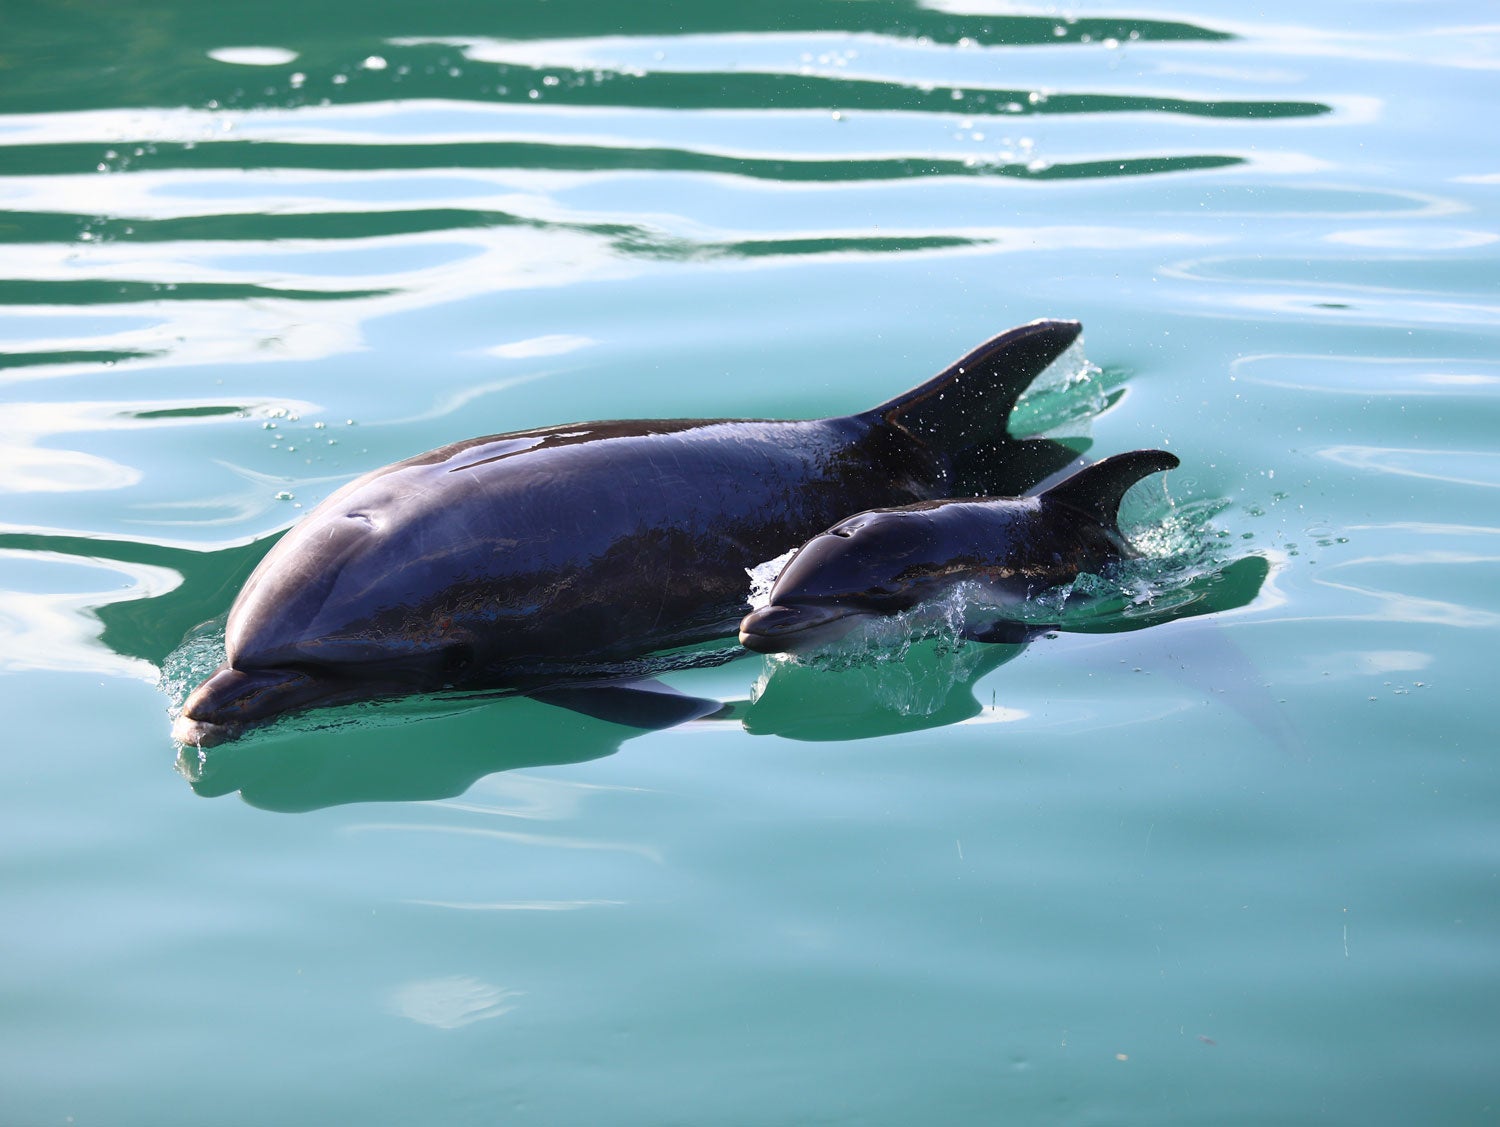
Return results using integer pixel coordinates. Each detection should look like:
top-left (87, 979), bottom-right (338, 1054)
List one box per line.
top-left (173, 319), bottom-right (1084, 745)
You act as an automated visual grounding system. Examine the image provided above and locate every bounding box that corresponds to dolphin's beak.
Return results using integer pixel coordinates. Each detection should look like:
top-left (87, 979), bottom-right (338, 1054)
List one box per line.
top-left (738, 603), bottom-right (861, 654)
top-left (172, 664), bottom-right (325, 747)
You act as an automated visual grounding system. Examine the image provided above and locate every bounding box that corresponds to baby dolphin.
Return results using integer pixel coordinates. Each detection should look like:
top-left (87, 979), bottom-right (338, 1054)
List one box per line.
top-left (738, 449), bottom-right (1180, 654)
top-left (173, 319), bottom-right (1086, 746)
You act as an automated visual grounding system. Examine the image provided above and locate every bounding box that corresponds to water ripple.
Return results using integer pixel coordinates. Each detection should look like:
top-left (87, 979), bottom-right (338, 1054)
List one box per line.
top-left (346, 821), bottom-right (663, 863)
top-left (1319, 446), bottom-right (1500, 490)
top-left (386, 975), bottom-right (521, 1029)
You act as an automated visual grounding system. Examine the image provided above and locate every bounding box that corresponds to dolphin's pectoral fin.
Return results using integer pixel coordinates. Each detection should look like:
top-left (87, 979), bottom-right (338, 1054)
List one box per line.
top-left (961, 619), bottom-right (1051, 646)
top-left (528, 679), bottom-right (728, 730)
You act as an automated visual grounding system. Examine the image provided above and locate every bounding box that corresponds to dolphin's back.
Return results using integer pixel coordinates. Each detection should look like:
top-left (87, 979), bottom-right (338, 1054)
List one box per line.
top-left (230, 415), bottom-right (928, 672)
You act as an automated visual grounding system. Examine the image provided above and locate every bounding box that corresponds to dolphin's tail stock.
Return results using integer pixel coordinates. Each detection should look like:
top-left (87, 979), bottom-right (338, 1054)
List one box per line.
top-left (1040, 449), bottom-right (1181, 542)
top-left (857, 318), bottom-right (1083, 496)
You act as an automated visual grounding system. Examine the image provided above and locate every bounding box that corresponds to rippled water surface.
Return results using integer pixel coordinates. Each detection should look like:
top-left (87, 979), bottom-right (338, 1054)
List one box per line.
top-left (3, 1), bottom-right (1498, 1123)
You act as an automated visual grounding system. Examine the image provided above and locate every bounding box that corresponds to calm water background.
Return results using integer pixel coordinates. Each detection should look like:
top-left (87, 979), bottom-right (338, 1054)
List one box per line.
top-left (3, 1), bottom-right (1497, 1123)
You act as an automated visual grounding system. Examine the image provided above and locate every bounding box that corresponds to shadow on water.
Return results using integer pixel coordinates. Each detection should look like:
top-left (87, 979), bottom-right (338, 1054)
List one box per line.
top-left (0, 529), bottom-right (279, 668)
top-left (177, 690), bottom-right (654, 813)
top-left (740, 641), bottom-right (1027, 742)
top-left (169, 548), bottom-right (1267, 812)
top-left (178, 643), bottom-right (1019, 812)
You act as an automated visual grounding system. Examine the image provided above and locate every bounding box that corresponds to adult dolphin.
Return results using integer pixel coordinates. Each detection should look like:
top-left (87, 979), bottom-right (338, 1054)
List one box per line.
top-left (173, 319), bottom-right (1083, 746)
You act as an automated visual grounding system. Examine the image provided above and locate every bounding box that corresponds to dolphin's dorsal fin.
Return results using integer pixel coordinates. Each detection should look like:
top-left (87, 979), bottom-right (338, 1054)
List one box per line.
top-left (1040, 449), bottom-right (1180, 533)
top-left (856, 319), bottom-right (1082, 495)
top-left (865, 319), bottom-right (1081, 443)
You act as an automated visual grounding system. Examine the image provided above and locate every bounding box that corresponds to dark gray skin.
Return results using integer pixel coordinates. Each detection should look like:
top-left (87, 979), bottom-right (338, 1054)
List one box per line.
top-left (173, 319), bottom-right (1085, 746)
top-left (738, 450), bottom-right (1180, 654)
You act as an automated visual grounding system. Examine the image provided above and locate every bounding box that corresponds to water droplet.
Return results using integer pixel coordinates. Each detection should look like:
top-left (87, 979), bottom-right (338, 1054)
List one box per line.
top-left (362, 55), bottom-right (388, 71)
top-left (331, 73), bottom-right (348, 85)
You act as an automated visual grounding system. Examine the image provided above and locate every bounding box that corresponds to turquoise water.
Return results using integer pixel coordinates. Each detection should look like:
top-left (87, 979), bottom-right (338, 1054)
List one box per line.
top-left (3, 1), bottom-right (1498, 1123)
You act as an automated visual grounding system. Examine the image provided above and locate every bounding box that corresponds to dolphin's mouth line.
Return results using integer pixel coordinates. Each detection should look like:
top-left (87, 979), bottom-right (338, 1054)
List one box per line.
top-left (172, 662), bottom-right (407, 747)
top-left (738, 602), bottom-right (864, 654)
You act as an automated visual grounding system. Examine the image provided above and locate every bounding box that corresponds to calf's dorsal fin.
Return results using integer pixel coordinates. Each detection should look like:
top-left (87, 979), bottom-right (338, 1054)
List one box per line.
top-left (1041, 449), bottom-right (1180, 534)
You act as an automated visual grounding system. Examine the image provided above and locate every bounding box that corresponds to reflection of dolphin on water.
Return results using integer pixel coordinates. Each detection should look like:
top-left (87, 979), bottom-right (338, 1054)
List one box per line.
top-left (174, 319), bottom-right (1088, 746)
top-left (176, 553), bottom-right (1273, 811)
top-left (739, 450), bottom-right (1181, 654)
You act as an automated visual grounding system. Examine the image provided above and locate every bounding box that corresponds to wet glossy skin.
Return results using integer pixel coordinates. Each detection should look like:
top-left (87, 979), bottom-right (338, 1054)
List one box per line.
top-left (173, 320), bottom-right (1084, 745)
top-left (739, 451), bottom-right (1179, 653)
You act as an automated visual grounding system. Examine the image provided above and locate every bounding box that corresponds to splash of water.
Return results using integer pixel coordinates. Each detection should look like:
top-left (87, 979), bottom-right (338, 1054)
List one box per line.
top-left (1009, 340), bottom-right (1112, 439)
top-left (158, 623), bottom-right (227, 716)
top-left (746, 547), bottom-right (798, 610)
